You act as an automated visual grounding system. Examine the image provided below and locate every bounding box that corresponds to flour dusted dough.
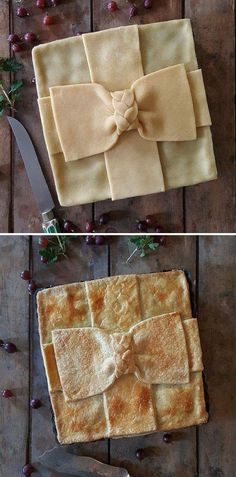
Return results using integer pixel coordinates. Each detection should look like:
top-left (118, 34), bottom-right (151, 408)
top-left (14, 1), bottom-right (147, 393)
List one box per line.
top-left (32, 20), bottom-right (217, 206)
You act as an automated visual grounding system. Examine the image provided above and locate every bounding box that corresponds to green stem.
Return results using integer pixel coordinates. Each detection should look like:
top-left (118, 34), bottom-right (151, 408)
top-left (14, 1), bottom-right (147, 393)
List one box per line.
top-left (56, 235), bottom-right (66, 253)
top-left (126, 246), bottom-right (139, 263)
top-left (0, 84), bottom-right (11, 106)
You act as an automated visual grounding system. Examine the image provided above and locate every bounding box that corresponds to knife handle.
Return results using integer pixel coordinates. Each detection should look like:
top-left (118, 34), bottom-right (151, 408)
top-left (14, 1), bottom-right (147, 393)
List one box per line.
top-left (42, 210), bottom-right (60, 234)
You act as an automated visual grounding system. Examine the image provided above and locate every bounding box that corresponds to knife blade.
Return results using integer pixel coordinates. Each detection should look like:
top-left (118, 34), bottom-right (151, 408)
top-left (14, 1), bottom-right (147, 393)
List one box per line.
top-left (7, 116), bottom-right (60, 233)
top-left (37, 446), bottom-right (131, 477)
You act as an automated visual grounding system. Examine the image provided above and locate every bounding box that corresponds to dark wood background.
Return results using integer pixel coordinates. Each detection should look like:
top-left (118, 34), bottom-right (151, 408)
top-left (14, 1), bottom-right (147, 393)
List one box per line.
top-left (0, 0), bottom-right (235, 233)
top-left (0, 235), bottom-right (235, 477)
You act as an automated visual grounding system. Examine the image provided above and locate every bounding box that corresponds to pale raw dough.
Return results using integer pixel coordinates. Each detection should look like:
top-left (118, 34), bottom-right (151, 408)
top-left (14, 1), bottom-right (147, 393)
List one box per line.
top-left (32, 19), bottom-right (217, 206)
top-left (49, 65), bottom-right (212, 162)
top-left (37, 270), bottom-right (208, 443)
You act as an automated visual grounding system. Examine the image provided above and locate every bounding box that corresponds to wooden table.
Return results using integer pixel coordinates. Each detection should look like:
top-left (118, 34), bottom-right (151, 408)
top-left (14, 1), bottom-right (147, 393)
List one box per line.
top-left (0, 0), bottom-right (235, 233)
top-left (0, 235), bottom-right (235, 477)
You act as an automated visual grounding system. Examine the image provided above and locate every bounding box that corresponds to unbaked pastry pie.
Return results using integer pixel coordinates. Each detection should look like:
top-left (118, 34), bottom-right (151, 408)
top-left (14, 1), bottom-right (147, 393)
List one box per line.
top-left (32, 19), bottom-right (217, 207)
top-left (37, 270), bottom-right (208, 444)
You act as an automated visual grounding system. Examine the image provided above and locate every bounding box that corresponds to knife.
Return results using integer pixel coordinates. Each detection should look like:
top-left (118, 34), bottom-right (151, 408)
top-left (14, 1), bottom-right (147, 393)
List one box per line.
top-left (36, 445), bottom-right (131, 477)
top-left (7, 116), bottom-right (60, 233)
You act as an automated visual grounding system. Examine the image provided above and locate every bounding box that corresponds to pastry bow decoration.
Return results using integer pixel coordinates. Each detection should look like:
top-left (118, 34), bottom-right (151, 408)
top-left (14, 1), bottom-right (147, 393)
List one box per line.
top-left (49, 64), bottom-right (198, 163)
top-left (52, 312), bottom-right (193, 401)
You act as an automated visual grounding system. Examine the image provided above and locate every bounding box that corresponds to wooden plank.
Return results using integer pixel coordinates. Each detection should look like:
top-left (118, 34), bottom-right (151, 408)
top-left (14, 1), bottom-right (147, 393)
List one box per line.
top-left (11, 0), bottom-right (92, 232)
top-left (93, 0), bottom-right (184, 233)
top-left (198, 236), bottom-right (236, 476)
top-left (0, 1), bottom-right (11, 232)
top-left (185, 0), bottom-right (235, 232)
top-left (109, 235), bottom-right (198, 477)
top-left (30, 236), bottom-right (110, 474)
top-left (0, 236), bottom-right (30, 477)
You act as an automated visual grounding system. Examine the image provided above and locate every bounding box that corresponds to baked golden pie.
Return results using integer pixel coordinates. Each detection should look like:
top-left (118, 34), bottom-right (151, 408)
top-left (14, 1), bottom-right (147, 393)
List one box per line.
top-left (32, 19), bottom-right (217, 207)
top-left (37, 270), bottom-right (208, 444)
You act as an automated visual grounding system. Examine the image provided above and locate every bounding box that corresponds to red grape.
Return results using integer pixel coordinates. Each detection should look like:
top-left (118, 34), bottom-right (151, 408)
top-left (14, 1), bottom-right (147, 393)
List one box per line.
top-left (24, 32), bottom-right (37, 43)
top-left (85, 221), bottom-right (95, 233)
top-left (16, 7), bottom-right (29, 17)
top-left (163, 433), bottom-right (172, 443)
top-left (99, 213), bottom-right (110, 225)
top-left (3, 342), bottom-right (17, 353)
top-left (22, 464), bottom-right (34, 476)
top-left (36, 0), bottom-right (46, 8)
top-left (135, 448), bottom-right (145, 460)
top-left (144, 0), bottom-right (152, 8)
top-left (20, 270), bottom-right (31, 280)
top-left (30, 398), bottom-right (42, 409)
top-left (8, 33), bottom-right (20, 44)
top-left (145, 214), bottom-right (156, 227)
top-left (43, 14), bottom-right (54, 26)
top-left (95, 235), bottom-right (106, 245)
top-left (62, 220), bottom-right (76, 233)
top-left (51, 0), bottom-right (60, 5)
top-left (38, 236), bottom-right (49, 248)
top-left (137, 221), bottom-right (148, 232)
top-left (129, 4), bottom-right (138, 18)
top-left (28, 281), bottom-right (37, 295)
top-left (2, 389), bottom-right (14, 398)
top-left (107, 1), bottom-right (118, 12)
top-left (12, 43), bottom-right (24, 53)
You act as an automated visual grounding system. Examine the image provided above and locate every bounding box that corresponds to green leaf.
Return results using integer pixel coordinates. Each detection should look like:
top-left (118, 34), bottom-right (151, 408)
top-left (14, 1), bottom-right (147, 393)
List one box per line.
top-left (9, 79), bottom-right (23, 93)
top-left (0, 57), bottom-right (23, 72)
top-left (127, 235), bottom-right (160, 262)
top-left (38, 235), bottom-right (73, 265)
top-left (0, 95), bottom-right (4, 103)
top-left (148, 242), bottom-right (159, 251)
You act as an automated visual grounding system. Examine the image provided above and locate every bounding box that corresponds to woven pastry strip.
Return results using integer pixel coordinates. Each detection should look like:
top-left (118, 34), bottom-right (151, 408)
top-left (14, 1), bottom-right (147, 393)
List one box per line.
top-left (32, 19), bottom-right (217, 206)
top-left (37, 270), bottom-right (208, 444)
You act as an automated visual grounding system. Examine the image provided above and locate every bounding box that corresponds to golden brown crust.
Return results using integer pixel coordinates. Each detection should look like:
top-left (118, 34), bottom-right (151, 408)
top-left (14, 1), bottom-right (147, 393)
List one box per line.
top-left (132, 313), bottom-right (189, 384)
top-left (37, 270), bottom-right (207, 443)
top-left (42, 344), bottom-right (62, 392)
top-left (138, 270), bottom-right (192, 319)
top-left (183, 319), bottom-right (204, 372)
top-left (153, 372), bottom-right (208, 430)
top-left (50, 391), bottom-right (108, 444)
top-left (104, 375), bottom-right (156, 437)
top-left (52, 328), bottom-right (114, 401)
top-left (37, 282), bottom-right (90, 344)
top-left (86, 275), bottom-right (142, 331)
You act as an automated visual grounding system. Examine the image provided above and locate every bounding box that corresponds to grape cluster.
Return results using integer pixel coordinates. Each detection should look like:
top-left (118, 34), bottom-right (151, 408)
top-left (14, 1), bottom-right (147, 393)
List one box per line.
top-left (107, 1), bottom-right (153, 18)
top-left (9, 0), bottom-right (59, 53)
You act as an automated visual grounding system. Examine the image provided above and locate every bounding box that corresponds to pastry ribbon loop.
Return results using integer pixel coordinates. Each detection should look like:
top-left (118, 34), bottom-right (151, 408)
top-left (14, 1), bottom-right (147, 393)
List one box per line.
top-left (49, 64), bottom-right (198, 163)
top-left (52, 312), bottom-right (192, 401)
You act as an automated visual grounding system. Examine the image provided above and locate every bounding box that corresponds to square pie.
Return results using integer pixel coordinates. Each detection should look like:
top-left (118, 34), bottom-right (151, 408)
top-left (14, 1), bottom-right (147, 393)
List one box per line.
top-left (37, 270), bottom-right (208, 444)
top-left (32, 19), bottom-right (217, 207)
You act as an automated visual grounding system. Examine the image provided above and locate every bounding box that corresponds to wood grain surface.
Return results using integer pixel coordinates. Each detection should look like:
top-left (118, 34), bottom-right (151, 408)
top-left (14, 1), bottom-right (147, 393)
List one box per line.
top-left (0, 235), bottom-right (235, 477)
top-left (0, 0), bottom-right (235, 233)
